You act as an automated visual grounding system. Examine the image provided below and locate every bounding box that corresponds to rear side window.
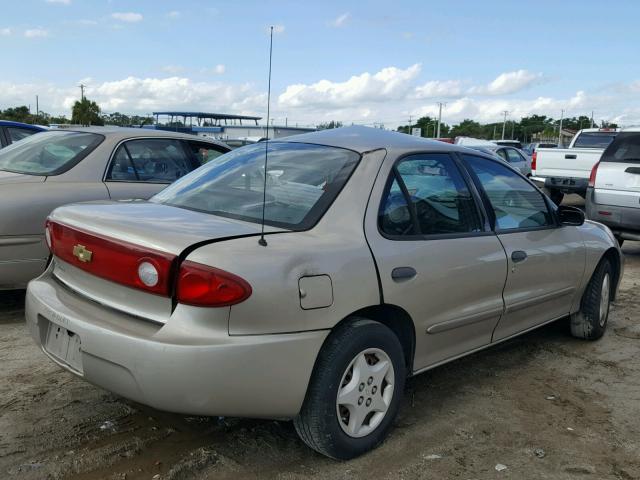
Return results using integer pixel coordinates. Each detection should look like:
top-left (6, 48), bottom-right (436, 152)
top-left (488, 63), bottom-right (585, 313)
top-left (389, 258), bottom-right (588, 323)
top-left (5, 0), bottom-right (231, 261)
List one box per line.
top-left (379, 154), bottom-right (482, 237)
top-left (7, 126), bottom-right (38, 143)
top-left (600, 133), bottom-right (640, 163)
top-left (0, 131), bottom-right (103, 175)
top-left (573, 132), bottom-right (617, 149)
top-left (463, 155), bottom-right (552, 231)
top-left (107, 138), bottom-right (195, 183)
top-left (505, 148), bottom-right (523, 163)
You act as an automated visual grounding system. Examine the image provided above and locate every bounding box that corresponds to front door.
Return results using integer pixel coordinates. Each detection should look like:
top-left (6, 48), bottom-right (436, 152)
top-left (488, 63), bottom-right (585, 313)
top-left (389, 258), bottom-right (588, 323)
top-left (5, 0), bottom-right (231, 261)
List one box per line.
top-left (460, 154), bottom-right (584, 340)
top-left (365, 153), bottom-right (508, 371)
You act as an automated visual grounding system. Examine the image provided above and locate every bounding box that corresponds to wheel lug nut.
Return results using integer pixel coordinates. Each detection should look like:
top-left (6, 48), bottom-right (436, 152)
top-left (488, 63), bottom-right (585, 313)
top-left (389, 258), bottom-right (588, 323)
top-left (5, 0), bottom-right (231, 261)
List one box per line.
top-left (359, 383), bottom-right (365, 391)
top-left (358, 397), bottom-right (364, 405)
top-left (366, 398), bottom-right (371, 407)
top-left (367, 377), bottom-right (373, 385)
top-left (372, 386), bottom-right (377, 394)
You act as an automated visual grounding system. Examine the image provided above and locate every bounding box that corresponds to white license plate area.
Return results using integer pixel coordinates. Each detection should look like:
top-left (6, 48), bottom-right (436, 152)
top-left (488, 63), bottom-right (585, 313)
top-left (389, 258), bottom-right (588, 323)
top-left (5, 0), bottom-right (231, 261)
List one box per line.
top-left (44, 322), bottom-right (83, 373)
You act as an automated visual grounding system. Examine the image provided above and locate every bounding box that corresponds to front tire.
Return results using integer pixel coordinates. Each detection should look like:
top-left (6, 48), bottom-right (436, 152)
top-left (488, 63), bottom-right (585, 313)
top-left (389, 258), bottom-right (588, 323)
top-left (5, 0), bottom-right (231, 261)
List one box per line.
top-left (294, 318), bottom-right (406, 459)
top-left (570, 258), bottom-right (613, 340)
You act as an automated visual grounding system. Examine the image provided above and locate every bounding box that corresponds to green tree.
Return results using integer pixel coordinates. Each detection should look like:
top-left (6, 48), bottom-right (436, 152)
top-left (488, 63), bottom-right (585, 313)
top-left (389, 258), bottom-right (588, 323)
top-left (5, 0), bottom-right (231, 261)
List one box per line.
top-left (450, 119), bottom-right (483, 138)
top-left (397, 116), bottom-right (450, 137)
top-left (71, 98), bottom-right (104, 126)
top-left (1, 106), bottom-right (34, 123)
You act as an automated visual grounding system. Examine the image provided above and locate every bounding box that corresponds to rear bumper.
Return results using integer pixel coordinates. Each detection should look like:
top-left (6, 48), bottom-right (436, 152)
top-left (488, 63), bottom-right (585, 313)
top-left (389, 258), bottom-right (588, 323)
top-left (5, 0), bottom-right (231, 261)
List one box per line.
top-left (586, 188), bottom-right (640, 240)
top-left (26, 269), bottom-right (328, 419)
top-left (531, 176), bottom-right (588, 194)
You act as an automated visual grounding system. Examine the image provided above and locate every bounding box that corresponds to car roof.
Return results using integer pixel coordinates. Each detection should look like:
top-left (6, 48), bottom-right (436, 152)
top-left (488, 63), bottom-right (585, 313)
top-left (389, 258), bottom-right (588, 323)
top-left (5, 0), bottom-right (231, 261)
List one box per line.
top-left (619, 127), bottom-right (640, 133)
top-left (277, 125), bottom-right (466, 155)
top-left (44, 126), bottom-right (229, 146)
top-left (0, 120), bottom-right (46, 131)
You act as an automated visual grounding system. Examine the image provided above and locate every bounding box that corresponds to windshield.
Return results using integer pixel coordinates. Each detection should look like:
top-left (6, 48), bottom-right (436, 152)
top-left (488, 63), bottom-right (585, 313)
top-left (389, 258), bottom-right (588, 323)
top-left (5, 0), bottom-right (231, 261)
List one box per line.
top-left (601, 133), bottom-right (640, 163)
top-left (573, 132), bottom-right (617, 149)
top-left (0, 131), bottom-right (104, 175)
top-left (152, 142), bottom-right (361, 229)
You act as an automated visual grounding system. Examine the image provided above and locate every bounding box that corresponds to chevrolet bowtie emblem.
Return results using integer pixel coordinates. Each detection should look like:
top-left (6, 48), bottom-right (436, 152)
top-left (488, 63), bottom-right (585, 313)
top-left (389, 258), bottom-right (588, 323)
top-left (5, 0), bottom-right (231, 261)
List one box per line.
top-left (72, 244), bottom-right (93, 263)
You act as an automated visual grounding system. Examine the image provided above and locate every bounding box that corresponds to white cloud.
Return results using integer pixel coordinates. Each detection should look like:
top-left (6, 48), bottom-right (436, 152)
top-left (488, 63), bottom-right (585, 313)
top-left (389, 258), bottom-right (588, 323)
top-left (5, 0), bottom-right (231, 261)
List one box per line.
top-left (330, 12), bottom-right (350, 28)
top-left (24, 29), bottom-right (49, 38)
top-left (45, 0), bottom-right (71, 4)
top-left (77, 19), bottom-right (98, 26)
top-left (414, 79), bottom-right (464, 99)
top-left (469, 69), bottom-right (544, 96)
top-left (111, 12), bottom-right (143, 23)
top-left (214, 64), bottom-right (225, 75)
top-left (166, 11), bottom-right (180, 19)
top-left (279, 64), bottom-right (421, 108)
top-left (0, 28), bottom-right (11, 36)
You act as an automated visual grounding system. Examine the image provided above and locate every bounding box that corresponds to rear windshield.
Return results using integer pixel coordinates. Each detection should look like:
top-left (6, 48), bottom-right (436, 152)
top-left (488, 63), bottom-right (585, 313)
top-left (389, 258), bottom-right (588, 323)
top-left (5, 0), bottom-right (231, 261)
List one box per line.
top-left (601, 133), bottom-right (640, 163)
top-left (0, 131), bottom-right (104, 175)
top-left (572, 132), bottom-right (617, 149)
top-left (152, 142), bottom-right (361, 230)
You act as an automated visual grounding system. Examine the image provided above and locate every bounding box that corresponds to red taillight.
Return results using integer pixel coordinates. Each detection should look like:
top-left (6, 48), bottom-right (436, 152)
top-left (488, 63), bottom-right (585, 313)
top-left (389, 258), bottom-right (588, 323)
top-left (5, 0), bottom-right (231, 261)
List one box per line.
top-left (177, 260), bottom-right (252, 307)
top-left (531, 151), bottom-right (537, 171)
top-left (47, 220), bottom-right (176, 296)
top-left (589, 161), bottom-right (600, 187)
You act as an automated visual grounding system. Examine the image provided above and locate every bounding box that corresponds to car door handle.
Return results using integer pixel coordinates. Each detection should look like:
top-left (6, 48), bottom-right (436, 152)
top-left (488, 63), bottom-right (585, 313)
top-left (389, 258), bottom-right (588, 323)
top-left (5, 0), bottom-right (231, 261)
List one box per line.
top-left (565, 154), bottom-right (577, 159)
top-left (625, 167), bottom-right (640, 174)
top-left (391, 267), bottom-right (417, 282)
top-left (511, 250), bottom-right (528, 263)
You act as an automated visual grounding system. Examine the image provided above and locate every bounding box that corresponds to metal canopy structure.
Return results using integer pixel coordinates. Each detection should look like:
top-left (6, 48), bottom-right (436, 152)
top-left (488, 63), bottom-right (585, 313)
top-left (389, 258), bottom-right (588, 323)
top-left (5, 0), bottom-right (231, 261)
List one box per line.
top-left (153, 112), bottom-right (262, 127)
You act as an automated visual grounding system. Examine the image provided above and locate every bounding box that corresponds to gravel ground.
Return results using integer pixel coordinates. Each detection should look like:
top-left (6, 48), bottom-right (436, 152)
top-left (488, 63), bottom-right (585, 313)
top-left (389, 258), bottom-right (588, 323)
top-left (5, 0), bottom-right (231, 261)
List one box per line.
top-left (1, 217), bottom-right (639, 479)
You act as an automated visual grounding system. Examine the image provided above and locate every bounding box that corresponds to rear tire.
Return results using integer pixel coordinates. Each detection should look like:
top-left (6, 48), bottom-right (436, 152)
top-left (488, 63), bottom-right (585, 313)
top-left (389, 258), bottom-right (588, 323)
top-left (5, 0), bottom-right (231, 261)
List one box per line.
top-left (543, 187), bottom-right (564, 205)
top-left (294, 318), bottom-right (406, 460)
top-left (570, 258), bottom-right (613, 340)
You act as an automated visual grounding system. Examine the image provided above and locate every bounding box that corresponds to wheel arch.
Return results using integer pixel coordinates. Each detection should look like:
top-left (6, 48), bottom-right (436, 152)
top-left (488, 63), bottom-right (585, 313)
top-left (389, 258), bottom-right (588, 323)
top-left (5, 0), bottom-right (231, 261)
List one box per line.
top-left (602, 247), bottom-right (622, 301)
top-left (330, 304), bottom-right (416, 373)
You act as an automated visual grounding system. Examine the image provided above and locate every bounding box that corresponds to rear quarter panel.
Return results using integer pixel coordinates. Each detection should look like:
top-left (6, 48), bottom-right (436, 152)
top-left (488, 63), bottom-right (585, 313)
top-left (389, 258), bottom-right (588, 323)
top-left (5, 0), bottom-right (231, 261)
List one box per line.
top-left (184, 149), bottom-right (388, 335)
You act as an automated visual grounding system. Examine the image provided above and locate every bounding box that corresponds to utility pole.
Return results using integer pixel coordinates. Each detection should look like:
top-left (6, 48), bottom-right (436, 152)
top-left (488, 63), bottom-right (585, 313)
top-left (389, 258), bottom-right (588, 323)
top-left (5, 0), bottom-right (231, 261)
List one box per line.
top-left (35, 95), bottom-right (39, 123)
top-left (501, 111), bottom-right (509, 140)
top-left (78, 84), bottom-right (86, 101)
top-left (590, 111), bottom-right (594, 128)
top-left (558, 109), bottom-right (565, 146)
top-left (408, 114), bottom-right (412, 135)
top-left (511, 121), bottom-right (515, 140)
top-left (493, 124), bottom-right (497, 140)
top-left (436, 102), bottom-right (445, 138)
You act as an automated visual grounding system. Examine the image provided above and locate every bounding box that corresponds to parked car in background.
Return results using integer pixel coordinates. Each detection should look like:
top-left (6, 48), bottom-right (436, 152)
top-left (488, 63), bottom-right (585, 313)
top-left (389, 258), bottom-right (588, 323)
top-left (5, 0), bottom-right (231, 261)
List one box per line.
top-left (532, 128), bottom-right (619, 204)
top-left (523, 142), bottom-right (558, 156)
top-left (0, 127), bottom-right (230, 289)
top-left (586, 128), bottom-right (640, 245)
top-left (467, 144), bottom-right (532, 176)
top-left (0, 120), bottom-right (45, 148)
top-left (492, 139), bottom-right (523, 149)
top-left (26, 126), bottom-right (622, 460)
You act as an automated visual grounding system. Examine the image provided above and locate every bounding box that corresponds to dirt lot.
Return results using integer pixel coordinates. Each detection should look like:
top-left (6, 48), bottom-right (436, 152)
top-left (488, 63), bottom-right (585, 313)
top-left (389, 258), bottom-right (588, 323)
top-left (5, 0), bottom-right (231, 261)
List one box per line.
top-left (1, 234), bottom-right (639, 478)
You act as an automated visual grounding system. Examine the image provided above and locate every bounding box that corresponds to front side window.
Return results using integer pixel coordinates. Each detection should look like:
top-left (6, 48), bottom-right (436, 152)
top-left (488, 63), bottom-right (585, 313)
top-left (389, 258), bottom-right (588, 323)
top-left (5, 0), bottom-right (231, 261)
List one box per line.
top-left (379, 154), bottom-right (482, 237)
top-left (107, 138), bottom-right (194, 183)
top-left (152, 142), bottom-right (360, 230)
top-left (0, 131), bottom-right (103, 175)
top-left (186, 140), bottom-right (227, 165)
top-left (463, 155), bottom-right (552, 231)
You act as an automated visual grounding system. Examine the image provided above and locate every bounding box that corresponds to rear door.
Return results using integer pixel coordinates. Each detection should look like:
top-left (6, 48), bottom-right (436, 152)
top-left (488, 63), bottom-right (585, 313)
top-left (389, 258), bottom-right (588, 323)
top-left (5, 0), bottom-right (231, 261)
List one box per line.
top-left (593, 133), bottom-right (640, 213)
top-left (104, 138), bottom-right (199, 200)
top-left (461, 154), bottom-right (584, 340)
top-left (365, 152), bottom-right (508, 371)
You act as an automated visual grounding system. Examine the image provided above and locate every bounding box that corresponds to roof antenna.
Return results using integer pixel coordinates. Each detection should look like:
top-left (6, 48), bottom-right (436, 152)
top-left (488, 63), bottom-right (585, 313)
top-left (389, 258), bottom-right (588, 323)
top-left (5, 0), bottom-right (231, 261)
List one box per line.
top-left (258, 25), bottom-right (274, 247)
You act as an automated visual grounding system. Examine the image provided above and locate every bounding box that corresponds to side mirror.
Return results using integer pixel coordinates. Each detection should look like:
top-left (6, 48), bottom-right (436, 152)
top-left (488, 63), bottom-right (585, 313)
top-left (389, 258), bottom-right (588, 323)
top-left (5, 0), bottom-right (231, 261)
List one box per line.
top-left (558, 205), bottom-right (585, 226)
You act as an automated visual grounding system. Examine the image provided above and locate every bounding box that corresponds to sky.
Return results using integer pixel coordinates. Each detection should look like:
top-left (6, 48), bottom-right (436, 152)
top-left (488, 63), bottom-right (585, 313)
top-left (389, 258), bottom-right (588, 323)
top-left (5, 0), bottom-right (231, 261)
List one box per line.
top-left (1, 0), bottom-right (640, 128)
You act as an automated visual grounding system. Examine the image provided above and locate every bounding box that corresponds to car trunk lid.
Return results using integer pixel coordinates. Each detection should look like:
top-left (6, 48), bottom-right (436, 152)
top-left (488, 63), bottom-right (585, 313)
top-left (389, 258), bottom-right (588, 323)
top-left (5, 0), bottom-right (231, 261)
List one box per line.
top-left (48, 200), bottom-right (276, 323)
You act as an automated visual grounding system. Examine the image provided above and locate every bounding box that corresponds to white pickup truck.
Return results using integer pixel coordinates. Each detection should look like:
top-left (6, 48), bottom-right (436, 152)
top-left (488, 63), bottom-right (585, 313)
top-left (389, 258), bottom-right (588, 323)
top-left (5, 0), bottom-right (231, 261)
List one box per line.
top-left (531, 128), bottom-right (619, 204)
